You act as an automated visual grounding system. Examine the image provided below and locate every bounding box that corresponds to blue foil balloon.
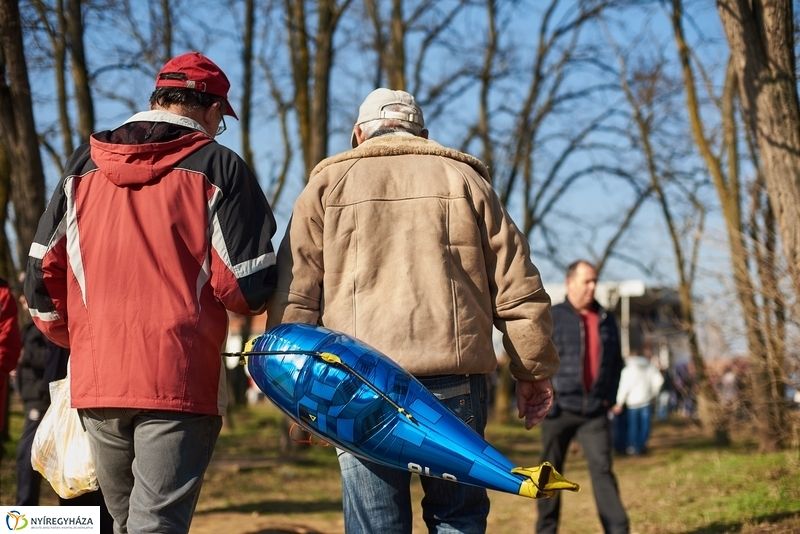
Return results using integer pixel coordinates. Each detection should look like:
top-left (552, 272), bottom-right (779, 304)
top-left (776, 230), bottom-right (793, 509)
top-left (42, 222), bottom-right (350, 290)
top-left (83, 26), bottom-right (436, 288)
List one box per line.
top-left (246, 323), bottom-right (579, 499)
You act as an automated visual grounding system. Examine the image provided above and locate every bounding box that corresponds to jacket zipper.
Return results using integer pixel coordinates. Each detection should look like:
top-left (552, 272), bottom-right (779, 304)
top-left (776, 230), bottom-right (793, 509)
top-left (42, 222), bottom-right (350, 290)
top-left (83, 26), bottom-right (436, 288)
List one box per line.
top-left (579, 313), bottom-right (588, 415)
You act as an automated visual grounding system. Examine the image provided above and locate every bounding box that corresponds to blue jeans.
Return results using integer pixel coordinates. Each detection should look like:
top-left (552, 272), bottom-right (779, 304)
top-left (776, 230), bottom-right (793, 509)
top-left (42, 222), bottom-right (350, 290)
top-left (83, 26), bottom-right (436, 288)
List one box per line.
top-left (337, 374), bottom-right (490, 534)
top-left (79, 408), bottom-right (222, 534)
top-left (624, 405), bottom-right (652, 454)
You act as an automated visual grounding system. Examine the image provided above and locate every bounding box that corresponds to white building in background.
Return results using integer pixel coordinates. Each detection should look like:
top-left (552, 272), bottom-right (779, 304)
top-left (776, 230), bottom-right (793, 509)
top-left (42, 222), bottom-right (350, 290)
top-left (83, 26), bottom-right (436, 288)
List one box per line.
top-left (543, 280), bottom-right (688, 370)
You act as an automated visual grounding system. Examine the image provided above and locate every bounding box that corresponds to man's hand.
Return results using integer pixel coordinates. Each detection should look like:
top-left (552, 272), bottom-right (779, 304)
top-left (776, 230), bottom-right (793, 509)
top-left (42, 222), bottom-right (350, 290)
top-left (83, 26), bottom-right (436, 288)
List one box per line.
top-left (516, 378), bottom-right (554, 429)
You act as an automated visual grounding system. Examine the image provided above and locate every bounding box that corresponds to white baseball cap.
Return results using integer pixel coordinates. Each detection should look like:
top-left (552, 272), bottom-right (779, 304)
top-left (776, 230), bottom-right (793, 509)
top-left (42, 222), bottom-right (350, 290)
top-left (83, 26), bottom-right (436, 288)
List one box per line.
top-left (351, 88), bottom-right (424, 147)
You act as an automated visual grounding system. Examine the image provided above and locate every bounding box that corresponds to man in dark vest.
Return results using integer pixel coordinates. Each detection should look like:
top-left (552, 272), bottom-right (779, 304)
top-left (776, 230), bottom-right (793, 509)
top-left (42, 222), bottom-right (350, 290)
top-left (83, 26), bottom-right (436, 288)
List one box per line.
top-left (537, 260), bottom-right (628, 534)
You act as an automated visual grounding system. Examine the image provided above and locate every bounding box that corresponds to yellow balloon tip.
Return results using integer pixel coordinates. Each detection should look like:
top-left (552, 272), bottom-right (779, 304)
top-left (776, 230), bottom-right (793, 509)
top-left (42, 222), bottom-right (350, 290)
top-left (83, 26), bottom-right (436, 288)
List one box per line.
top-left (512, 462), bottom-right (580, 499)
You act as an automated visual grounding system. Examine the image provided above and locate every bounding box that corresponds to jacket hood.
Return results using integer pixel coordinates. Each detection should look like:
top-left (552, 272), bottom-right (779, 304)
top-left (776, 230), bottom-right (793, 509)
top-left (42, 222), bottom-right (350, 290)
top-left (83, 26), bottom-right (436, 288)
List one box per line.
top-left (311, 134), bottom-right (492, 183)
top-left (626, 355), bottom-right (651, 368)
top-left (89, 112), bottom-right (213, 187)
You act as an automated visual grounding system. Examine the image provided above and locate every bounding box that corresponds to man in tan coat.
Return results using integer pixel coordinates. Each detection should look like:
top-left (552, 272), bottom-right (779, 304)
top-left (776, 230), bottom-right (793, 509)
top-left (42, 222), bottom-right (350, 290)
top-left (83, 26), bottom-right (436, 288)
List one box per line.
top-left (268, 88), bottom-right (558, 534)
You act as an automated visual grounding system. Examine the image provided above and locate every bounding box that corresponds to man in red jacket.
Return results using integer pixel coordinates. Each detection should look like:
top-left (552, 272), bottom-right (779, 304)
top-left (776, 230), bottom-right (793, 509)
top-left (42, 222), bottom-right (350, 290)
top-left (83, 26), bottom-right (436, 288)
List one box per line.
top-left (0, 278), bottom-right (21, 466)
top-left (25, 52), bottom-right (277, 532)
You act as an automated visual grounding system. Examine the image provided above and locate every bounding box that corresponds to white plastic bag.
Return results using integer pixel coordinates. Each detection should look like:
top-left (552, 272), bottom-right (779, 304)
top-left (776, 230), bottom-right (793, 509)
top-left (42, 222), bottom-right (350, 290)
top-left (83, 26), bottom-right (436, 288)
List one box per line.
top-left (30, 372), bottom-right (99, 498)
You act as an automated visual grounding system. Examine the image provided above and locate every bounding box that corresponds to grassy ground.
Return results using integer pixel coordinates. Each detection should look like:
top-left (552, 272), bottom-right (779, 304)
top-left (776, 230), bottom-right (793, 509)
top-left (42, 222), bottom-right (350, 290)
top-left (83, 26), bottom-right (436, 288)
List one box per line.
top-left (2, 399), bottom-right (799, 533)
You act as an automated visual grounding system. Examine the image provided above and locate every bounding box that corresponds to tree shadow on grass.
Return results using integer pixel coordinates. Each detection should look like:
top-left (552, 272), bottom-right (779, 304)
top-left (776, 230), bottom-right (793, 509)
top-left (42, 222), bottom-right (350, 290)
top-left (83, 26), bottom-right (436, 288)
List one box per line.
top-left (196, 498), bottom-right (342, 516)
top-left (684, 510), bottom-right (800, 533)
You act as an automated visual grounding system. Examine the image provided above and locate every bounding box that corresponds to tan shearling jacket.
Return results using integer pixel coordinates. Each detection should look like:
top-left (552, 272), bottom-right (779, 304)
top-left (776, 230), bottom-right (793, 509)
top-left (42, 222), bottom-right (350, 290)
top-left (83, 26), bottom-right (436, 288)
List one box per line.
top-left (267, 134), bottom-right (558, 382)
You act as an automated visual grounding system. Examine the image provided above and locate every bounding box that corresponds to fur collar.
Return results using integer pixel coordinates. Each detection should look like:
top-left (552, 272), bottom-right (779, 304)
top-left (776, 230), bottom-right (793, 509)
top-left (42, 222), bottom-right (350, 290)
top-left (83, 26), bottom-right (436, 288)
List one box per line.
top-left (310, 135), bottom-right (491, 183)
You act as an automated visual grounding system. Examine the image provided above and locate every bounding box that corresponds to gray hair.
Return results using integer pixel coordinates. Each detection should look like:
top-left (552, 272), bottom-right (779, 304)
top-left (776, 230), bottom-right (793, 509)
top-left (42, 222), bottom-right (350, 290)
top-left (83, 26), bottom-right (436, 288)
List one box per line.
top-left (566, 259), bottom-right (596, 280)
top-left (359, 103), bottom-right (425, 140)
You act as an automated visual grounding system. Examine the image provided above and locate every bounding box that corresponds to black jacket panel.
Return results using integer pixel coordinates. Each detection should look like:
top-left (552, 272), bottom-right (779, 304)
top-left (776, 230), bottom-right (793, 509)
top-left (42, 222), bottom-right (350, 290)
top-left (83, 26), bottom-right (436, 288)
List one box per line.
top-left (16, 323), bottom-right (69, 411)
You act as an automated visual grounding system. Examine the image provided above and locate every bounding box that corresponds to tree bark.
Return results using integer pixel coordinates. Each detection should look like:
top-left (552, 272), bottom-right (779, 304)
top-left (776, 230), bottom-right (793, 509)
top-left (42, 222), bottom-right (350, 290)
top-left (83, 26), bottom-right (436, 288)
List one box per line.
top-left (285, 0), bottom-right (312, 176)
top-left (241, 0), bottom-right (256, 171)
top-left (66, 0), bottom-right (94, 142)
top-left (32, 0), bottom-right (73, 165)
top-left (286, 0), bottom-right (350, 178)
top-left (0, 0), bottom-right (48, 269)
top-left (0, 143), bottom-right (17, 282)
top-left (673, 0), bottom-right (785, 450)
top-left (387, 0), bottom-right (405, 90)
top-left (309, 0), bottom-right (337, 170)
top-left (748, 178), bottom-right (787, 451)
top-left (717, 0), bottom-right (800, 306)
top-left (477, 0), bottom-right (497, 174)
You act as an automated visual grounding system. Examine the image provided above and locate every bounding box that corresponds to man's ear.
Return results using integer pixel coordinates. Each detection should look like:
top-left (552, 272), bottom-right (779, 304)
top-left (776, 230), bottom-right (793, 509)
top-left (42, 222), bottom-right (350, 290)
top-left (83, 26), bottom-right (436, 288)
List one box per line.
top-left (352, 125), bottom-right (366, 148)
top-left (203, 102), bottom-right (220, 123)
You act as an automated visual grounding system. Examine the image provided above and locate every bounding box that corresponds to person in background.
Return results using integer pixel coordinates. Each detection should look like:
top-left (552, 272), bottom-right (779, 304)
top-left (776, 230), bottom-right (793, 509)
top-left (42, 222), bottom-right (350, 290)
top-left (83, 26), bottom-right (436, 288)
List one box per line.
top-left (612, 399), bottom-right (628, 456)
top-left (673, 360), bottom-right (697, 420)
top-left (0, 277), bottom-right (21, 469)
top-left (655, 363), bottom-right (675, 421)
top-left (537, 260), bottom-right (628, 534)
top-left (24, 51), bottom-right (277, 532)
top-left (268, 88), bottom-right (559, 533)
top-left (15, 287), bottom-right (113, 531)
top-left (15, 289), bottom-right (69, 505)
top-left (612, 344), bottom-right (664, 456)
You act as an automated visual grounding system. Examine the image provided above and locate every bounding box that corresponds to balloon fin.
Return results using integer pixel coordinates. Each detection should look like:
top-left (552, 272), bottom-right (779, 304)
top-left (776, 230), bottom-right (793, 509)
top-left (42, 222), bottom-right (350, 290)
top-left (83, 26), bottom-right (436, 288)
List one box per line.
top-left (239, 337), bottom-right (260, 365)
top-left (512, 462), bottom-right (580, 499)
top-left (244, 337), bottom-right (259, 353)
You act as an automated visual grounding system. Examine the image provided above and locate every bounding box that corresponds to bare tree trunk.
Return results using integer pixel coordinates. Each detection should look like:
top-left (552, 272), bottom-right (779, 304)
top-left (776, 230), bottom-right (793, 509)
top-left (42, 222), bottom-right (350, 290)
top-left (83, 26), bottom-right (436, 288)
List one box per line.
top-left (672, 0), bottom-right (784, 450)
top-left (286, 0), bottom-right (351, 178)
top-left (160, 0), bottom-right (172, 58)
top-left (66, 0), bottom-right (94, 142)
top-left (364, 0), bottom-right (385, 87)
top-left (55, 0), bottom-right (72, 160)
top-left (748, 178), bottom-right (788, 451)
top-left (717, 0), bottom-right (800, 305)
top-left (386, 0), bottom-right (405, 90)
top-left (0, 0), bottom-right (48, 269)
top-left (618, 51), bottom-right (728, 443)
top-left (229, 0), bottom-right (258, 415)
top-left (309, 0), bottom-right (336, 169)
top-left (258, 1), bottom-right (293, 206)
top-left (241, 0), bottom-right (256, 171)
top-left (286, 0), bottom-right (312, 176)
top-left (0, 144), bottom-right (17, 281)
top-left (477, 0), bottom-right (497, 174)
top-left (32, 0), bottom-right (73, 165)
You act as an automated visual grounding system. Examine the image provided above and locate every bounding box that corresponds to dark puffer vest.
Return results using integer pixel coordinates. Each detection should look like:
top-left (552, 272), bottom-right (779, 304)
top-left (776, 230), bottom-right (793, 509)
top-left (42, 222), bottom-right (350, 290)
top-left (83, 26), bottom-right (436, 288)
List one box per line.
top-left (548, 300), bottom-right (624, 417)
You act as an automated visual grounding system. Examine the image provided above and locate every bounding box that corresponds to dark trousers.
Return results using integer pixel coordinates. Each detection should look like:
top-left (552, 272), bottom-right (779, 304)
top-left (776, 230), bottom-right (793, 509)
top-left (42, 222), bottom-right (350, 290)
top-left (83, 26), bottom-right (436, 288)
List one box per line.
top-left (59, 492), bottom-right (114, 533)
top-left (537, 410), bottom-right (629, 534)
top-left (16, 407), bottom-right (43, 505)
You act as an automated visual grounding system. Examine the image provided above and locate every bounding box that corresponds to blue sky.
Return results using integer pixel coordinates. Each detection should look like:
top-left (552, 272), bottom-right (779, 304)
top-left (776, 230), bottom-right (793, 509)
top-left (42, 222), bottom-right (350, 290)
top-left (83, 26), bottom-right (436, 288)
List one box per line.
top-left (22, 0), bottom-right (736, 295)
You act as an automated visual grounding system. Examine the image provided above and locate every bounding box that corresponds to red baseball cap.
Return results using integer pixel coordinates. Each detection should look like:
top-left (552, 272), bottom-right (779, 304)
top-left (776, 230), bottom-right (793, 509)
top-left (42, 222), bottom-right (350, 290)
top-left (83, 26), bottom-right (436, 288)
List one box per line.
top-left (155, 52), bottom-right (238, 119)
